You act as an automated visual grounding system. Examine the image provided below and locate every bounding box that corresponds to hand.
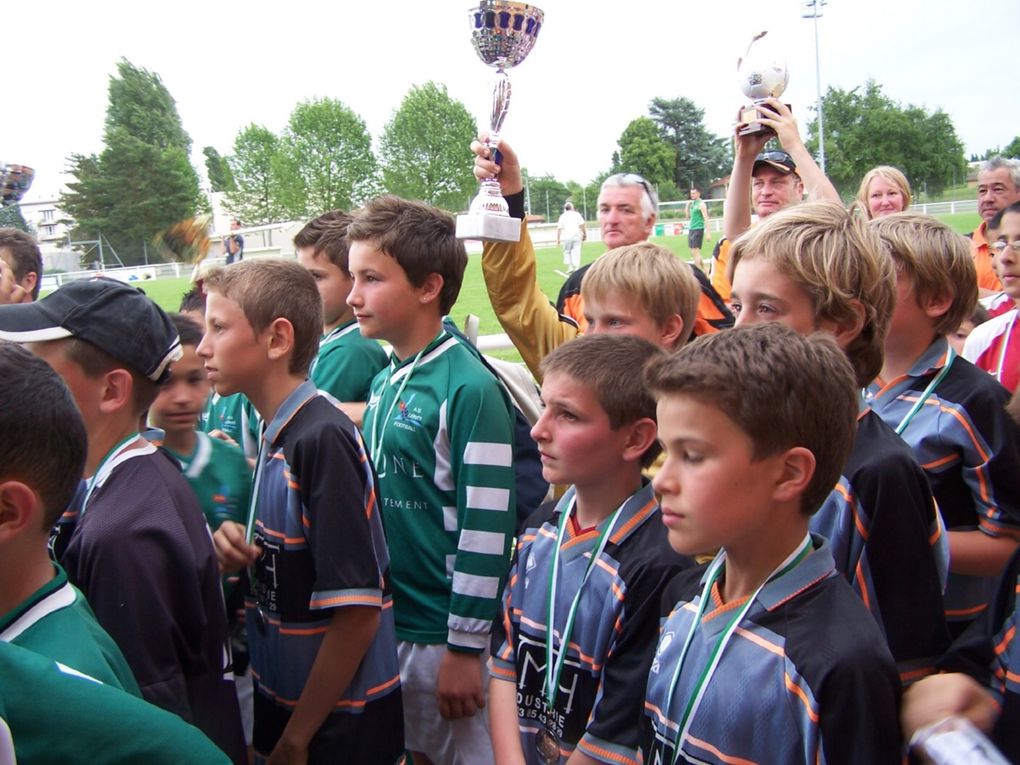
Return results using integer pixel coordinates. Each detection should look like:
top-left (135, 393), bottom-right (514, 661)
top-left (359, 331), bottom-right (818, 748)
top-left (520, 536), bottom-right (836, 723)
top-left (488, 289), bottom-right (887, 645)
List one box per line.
top-left (266, 737), bottom-right (308, 765)
top-left (753, 98), bottom-right (803, 152)
top-left (733, 106), bottom-right (773, 161)
top-left (212, 520), bottom-right (261, 573)
top-left (901, 673), bottom-right (999, 741)
top-left (0, 260), bottom-right (30, 304)
top-left (207, 428), bottom-right (240, 448)
top-left (437, 649), bottom-right (486, 720)
top-left (470, 132), bottom-right (523, 196)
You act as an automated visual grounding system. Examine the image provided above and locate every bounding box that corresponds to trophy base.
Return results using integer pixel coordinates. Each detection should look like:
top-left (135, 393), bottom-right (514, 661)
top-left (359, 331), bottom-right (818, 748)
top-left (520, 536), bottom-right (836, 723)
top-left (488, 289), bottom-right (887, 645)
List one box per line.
top-left (737, 103), bottom-right (791, 136)
top-left (456, 213), bottom-right (522, 243)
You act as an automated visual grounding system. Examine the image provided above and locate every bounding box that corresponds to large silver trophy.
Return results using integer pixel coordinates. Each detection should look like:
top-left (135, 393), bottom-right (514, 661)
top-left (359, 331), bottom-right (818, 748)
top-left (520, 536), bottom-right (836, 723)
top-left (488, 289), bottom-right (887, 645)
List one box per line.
top-left (456, 1), bottom-right (544, 243)
top-left (736, 32), bottom-right (789, 137)
top-left (0, 163), bottom-right (34, 207)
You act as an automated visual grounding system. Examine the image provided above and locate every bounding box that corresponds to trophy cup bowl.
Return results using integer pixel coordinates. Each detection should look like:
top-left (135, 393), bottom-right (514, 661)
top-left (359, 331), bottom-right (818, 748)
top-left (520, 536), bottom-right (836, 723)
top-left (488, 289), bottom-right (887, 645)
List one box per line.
top-left (456, 1), bottom-right (544, 243)
top-left (737, 36), bottom-right (789, 137)
top-left (0, 163), bottom-right (35, 207)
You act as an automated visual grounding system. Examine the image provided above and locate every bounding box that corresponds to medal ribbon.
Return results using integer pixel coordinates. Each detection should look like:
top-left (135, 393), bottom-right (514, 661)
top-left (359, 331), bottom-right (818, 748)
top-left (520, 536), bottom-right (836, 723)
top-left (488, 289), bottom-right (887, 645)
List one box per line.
top-left (543, 493), bottom-right (626, 714)
top-left (660, 533), bottom-right (814, 764)
top-left (895, 348), bottom-right (955, 435)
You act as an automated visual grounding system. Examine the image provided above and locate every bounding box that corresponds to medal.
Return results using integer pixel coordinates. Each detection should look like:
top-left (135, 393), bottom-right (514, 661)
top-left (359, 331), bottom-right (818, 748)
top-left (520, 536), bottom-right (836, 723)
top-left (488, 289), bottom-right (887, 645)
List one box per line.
top-left (535, 727), bottom-right (560, 764)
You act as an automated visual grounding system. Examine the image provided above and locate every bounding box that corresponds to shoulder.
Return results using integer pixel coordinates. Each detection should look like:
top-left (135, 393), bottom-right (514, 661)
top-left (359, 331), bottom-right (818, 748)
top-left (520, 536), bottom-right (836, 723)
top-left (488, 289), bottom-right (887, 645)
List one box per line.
top-left (964, 310), bottom-right (1016, 360)
top-left (850, 411), bottom-right (925, 474)
top-left (660, 564), bottom-right (709, 616)
top-left (942, 356), bottom-right (1011, 409)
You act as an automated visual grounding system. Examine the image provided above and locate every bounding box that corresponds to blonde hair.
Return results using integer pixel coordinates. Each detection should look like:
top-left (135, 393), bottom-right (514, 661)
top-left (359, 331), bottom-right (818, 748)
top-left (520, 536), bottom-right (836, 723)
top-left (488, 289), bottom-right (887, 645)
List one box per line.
top-left (728, 201), bottom-right (895, 387)
top-left (581, 243), bottom-right (699, 350)
top-left (869, 213), bottom-right (978, 337)
top-left (856, 166), bottom-right (912, 219)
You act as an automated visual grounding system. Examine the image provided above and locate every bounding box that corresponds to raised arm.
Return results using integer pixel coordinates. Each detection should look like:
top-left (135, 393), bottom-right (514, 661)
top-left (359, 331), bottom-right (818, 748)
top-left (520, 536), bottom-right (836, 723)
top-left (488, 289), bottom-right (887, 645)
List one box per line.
top-left (756, 98), bottom-right (840, 203)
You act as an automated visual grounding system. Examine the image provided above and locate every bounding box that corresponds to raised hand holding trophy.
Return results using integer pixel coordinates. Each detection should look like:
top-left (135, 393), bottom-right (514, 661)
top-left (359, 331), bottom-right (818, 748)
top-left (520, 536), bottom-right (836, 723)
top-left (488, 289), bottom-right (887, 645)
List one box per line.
top-left (456, 1), bottom-right (544, 242)
top-left (736, 31), bottom-right (789, 136)
top-left (0, 163), bottom-right (35, 207)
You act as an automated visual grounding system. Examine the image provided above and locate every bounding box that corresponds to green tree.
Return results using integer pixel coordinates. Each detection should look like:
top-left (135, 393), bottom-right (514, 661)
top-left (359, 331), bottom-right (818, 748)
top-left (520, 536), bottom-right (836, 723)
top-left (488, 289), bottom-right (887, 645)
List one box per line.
top-left (806, 80), bottom-right (966, 198)
top-left (614, 117), bottom-right (675, 185)
top-left (380, 82), bottom-right (478, 211)
top-left (522, 172), bottom-right (570, 221)
top-left (648, 97), bottom-right (731, 191)
top-left (225, 125), bottom-right (289, 224)
top-left (60, 59), bottom-right (201, 264)
top-left (203, 146), bottom-right (235, 192)
top-left (277, 98), bottom-right (378, 217)
top-left (1003, 136), bottom-right (1020, 159)
top-left (0, 205), bottom-right (32, 232)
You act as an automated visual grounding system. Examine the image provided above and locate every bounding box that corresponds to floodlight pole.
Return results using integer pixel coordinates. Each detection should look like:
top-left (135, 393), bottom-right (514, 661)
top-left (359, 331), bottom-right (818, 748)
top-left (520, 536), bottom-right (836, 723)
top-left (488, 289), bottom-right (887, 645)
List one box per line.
top-left (803, 0), bottom-right (827, 174)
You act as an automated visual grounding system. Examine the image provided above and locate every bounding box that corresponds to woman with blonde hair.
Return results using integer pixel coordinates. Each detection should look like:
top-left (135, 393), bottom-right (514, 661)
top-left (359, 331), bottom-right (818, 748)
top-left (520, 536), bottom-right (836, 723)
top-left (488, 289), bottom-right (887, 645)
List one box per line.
top-left (857, 165), bottom-right (912, 218)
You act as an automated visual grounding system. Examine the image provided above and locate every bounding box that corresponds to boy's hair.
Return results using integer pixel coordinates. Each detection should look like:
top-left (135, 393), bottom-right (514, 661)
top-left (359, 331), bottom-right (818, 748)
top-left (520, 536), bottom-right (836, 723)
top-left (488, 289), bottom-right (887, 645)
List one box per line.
top-left (347, 196), bottom-right (466, 314)
top-left (581, 242), bottom-right (699, 349)
top-left (729, 201), bottom-right (895, 387)
top-left (178, 286), bottom-right (206, 314)
top-left (988, 200), bottom-right (1020, 231)
top-left (856, 165), bottom-right (912, 216)
top-left (540, 334), bottom-right (664, 467)
top-left (0, 342), bottom-right (87, 528)
top-left (312, 214), bottom-right (355, 271)
top-left (293, 209), bottom-right (350, 250)
top-left (168, 312), bottom-right (203, 347)
top-left (870, 213), bottom-right (978, 337)
top-left (203, 259), bottom-right (321, 375)
top-left (644, 323), bottom-right (858, 515)
top-left (0, 228), bottom-right (43, 300)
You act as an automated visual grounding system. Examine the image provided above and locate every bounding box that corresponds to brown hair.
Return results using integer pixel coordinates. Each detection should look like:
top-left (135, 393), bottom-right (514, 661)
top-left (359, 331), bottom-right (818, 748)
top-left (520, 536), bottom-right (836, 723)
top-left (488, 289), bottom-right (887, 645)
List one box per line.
top-left (0, 228), bottom-right (43, 300)
top-left (581, 243), bottom-right (699, 349)
top-left (644, 323), bottom-right (858, 515)
top-left (293, 209), bottom-right (351, 250)
top-left (729, 201), bottom-right (895, 387)
top-left (203, 259), bottom-right (321, 375)
top-left (62, 338), bottom-right (159, 416)
top-left (870, 213), bottom-right (978, 337)
top-left (541, 334), bottom-right (664, 467)
top-left (347, 196), bottom-right (467, 314)
top-left (312, 214), bottom-right (355, 271)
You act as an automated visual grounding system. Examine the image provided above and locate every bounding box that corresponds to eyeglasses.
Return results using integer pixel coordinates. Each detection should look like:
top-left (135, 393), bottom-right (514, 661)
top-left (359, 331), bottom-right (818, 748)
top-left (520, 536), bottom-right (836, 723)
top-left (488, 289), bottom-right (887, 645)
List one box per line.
top-left (605, 172), bottom-right (655, 204)
top-left (991, 240), bottom-right (1020, 253)
top-left (758, 151), bottom-right (793, 163)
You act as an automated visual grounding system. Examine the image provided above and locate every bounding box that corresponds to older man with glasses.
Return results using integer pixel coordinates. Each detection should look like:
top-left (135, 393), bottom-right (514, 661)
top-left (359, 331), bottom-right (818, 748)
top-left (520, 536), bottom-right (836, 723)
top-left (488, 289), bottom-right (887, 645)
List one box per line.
top-left (711, 98), bottom-right (840, 303)
top-left (470, 136), bottom-right (732, 379)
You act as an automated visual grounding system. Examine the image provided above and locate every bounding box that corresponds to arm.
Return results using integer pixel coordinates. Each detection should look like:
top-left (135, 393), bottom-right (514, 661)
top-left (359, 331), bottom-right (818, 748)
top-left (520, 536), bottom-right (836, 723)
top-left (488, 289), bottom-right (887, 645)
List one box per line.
top-left (490, 677), bottom-right (527, 765)
top-left (269, 606), bottom-right (380, 764)
top-left (700, 201), bottom-right (711, 238)
top-left (755, 98), bottom-right (840, 203)
top-left (722, 111), bottom-right (771, 240)
top-left (901, 673), bottom-right (999, 741)
top-left (947, 531), bottom-right (1019, 576)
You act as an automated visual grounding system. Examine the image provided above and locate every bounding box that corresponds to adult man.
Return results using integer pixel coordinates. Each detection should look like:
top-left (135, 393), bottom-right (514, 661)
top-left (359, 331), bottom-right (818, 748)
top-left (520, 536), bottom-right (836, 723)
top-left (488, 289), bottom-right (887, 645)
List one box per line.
top-left (470, 136), bottom-right (732, 379)
top-left (0, 229), bottom-right (42, 303)
top-left (971, 157), bottom-right (1020, 294)
top-left (556, 201), bottom-right (586, 273)
top-left (712, 98), bottom-right (839, 302)
top-left (224, 219), bottom-right (244, 264)
top-left (686, 187), bottom-right (710, 271)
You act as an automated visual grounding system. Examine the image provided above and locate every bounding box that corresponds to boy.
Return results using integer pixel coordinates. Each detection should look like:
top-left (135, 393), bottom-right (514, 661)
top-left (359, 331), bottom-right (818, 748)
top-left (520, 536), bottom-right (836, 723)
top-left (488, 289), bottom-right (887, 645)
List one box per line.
top-left (150, 313), bottom-right (251, 532)
top-left (643, 323), bottom-right (902, 764)
top-left (0, 278), bottom-right (246, 763)
top-left (964, 202), bottom-right (1020, 393)
top-left (347, 196), bottom-right (517, 763)
top-left (490, 334), bottom-right (693, 765)
top-left (867, 213), bottom-right (1020, 634)
top-left (0, 342), bottom-right (138, 693)
top-left (294, 211), bottom-right (387, 423)
top-left (727, 201), bottom-right (950, 682)
top-left (0, 228), bottom-right (42, 301)
top-left (204, 260), bottom-right (402, 764)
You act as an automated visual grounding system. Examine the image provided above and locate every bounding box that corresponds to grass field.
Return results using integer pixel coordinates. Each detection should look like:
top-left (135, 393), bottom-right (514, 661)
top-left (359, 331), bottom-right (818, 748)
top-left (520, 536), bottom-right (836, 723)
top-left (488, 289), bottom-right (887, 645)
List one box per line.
top-left (122, 209), bottom-right (983, 364)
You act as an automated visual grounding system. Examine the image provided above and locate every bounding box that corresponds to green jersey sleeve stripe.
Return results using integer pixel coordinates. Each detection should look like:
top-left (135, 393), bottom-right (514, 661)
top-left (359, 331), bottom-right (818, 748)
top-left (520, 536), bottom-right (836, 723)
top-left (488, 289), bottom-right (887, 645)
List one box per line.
top-left (442, 506), bottom-right (458, 531)
top-left (452, 572), bottom-right (501, 599)
top-left (466, 486), bottom-right (511, 512)
top-left (464, 442), bottom-right (513, 467)
top-left (459, 530), bottom-right (508, 556)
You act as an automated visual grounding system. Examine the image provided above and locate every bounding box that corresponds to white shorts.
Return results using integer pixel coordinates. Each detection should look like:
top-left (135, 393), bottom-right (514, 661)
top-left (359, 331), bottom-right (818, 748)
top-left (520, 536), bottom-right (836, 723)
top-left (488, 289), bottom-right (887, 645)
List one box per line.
top-left (398, 641), bottom-right (494, 764)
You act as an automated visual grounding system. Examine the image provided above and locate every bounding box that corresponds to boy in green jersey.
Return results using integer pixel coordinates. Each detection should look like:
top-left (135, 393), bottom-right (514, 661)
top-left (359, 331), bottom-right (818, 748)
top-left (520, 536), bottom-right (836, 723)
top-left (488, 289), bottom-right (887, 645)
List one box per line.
top-left (348, 196), bottom-right (517, 763)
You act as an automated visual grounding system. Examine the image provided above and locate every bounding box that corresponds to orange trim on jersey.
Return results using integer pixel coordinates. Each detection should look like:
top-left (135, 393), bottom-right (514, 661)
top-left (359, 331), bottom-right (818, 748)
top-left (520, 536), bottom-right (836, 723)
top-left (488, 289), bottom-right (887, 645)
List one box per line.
top-left (994, 625), bottom-right (1015, 657)
top-left (733, 626), bottom-right (784, 658)
top-left (610, 498), bottom-right (658, 543)
top-left (784, 673), bottom-right (820, 723)
top-left (685, 733), bottom-right (761, 765)
top-left (309, 593), bottom-right (383, 609)
top-left (576, 738), bottom-right (639, 765)
top-left (945, 603), bottom-right (988, 617)
top-left (854, 564), bottom-right (872, 612)
top-left (900, 666), bottom-right (937, 684)
top-left (705, 583), bottom-right (749, 622)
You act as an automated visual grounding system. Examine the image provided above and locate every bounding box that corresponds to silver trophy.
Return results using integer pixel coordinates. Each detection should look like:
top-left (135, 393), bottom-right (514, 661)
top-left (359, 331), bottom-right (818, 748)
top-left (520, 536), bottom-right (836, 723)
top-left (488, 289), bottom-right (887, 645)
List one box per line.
top-left (737, 32), bottom-right (789, 136)
top-left (456, 1), bottom-right (544, 243)
top-left (0, 163), bottom-right (34, 207)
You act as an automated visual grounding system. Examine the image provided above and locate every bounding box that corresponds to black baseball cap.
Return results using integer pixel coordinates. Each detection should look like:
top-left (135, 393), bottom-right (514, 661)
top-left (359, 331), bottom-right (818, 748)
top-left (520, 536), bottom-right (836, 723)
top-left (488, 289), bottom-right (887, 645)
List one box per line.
top-left (753, 150), bottom-right (798, 176)
top-left (0, 277), bottom-right (182, 383)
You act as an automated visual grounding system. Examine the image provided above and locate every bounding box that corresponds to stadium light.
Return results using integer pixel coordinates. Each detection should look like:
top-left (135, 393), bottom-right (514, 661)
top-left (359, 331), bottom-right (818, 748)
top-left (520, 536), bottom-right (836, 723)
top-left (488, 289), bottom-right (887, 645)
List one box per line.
top-left (802, 0), bottom-right (827, 173)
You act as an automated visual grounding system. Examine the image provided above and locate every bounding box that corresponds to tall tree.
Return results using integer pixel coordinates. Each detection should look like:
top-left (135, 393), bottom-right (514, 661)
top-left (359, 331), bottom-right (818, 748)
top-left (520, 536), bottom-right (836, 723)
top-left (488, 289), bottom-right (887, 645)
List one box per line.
top-left (0, 205), bottom-right (32, 233)
top-left (60, 59), bottom-right (201, 264)
top-left (203, 146), bottom-right (235, 192)
top-left (224, 125), bottom-right (289, 224)
top-left (806, 80), bottom-right (966, 198)
top-left (521, 172), bottom-right (570, 221)
top-left (648, 97), bottom-right (731, 191)
top-left (277, 98), bottom-right (378, 217)
top-left (1003, 136), bottom-right (1020, 159)
top-left (615, 117), bottom-right (675, 184)
top-left (380, 82), bottom-right (478, 211)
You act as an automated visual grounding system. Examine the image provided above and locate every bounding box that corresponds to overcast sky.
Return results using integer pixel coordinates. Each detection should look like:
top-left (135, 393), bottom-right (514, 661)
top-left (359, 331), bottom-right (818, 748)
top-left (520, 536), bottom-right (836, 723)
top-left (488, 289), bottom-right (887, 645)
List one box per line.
top-left (7, 0), bottom-right (1018, 203)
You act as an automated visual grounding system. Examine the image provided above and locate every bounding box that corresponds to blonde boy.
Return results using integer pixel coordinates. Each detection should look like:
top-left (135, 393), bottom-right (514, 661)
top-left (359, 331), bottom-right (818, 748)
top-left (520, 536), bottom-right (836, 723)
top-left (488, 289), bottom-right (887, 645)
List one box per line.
top-left (728, 201), bottom-right (949, 681)
top-left (490, 335), bottom-right (692, 765)
top-left (868, 213), bottom-right (1020, 635)
top-left (643, 323), bottom-right (902, 763)
top-left (205, 260), bottom-right (402, 763)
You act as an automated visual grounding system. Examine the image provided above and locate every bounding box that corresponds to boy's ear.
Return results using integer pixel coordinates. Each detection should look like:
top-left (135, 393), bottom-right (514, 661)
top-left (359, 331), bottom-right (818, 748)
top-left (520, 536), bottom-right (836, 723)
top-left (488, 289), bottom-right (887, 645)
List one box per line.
top-left (0, 480), bottom-right (41, 544)
top-left (922, 290), bottom-right (953, 320)
top-left (658, 314), bottom-right (685, 349)
top-left (828, 298), bottom-right (866, 348)
top-left (265, 317), bottom-right (296, 363)
top-left (97, 368), bottom-right (134, 416)
top-left (770, 446), bottom-right (816, 505)
top-left (620, 417), bottom-right (659, 464)
top-left (417, 273), bottom-right (444, 306)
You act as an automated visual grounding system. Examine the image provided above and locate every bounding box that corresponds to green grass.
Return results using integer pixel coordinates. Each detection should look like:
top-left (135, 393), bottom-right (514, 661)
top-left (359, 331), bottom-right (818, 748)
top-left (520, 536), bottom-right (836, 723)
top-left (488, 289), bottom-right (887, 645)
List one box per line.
top-left (95, 208), bottom-right (983, 365)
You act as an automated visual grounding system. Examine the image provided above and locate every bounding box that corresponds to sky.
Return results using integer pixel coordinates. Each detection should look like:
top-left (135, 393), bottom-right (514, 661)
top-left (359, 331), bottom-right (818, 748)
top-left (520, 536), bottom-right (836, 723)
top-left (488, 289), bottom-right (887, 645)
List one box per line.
top-left (7, 0), bottom-right (1019, 204)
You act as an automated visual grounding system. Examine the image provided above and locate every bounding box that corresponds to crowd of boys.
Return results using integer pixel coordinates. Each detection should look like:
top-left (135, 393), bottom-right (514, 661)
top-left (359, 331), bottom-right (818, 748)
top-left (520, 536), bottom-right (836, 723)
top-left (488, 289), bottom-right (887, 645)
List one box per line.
top-left (1, 105), bottom-right (1019, 765)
